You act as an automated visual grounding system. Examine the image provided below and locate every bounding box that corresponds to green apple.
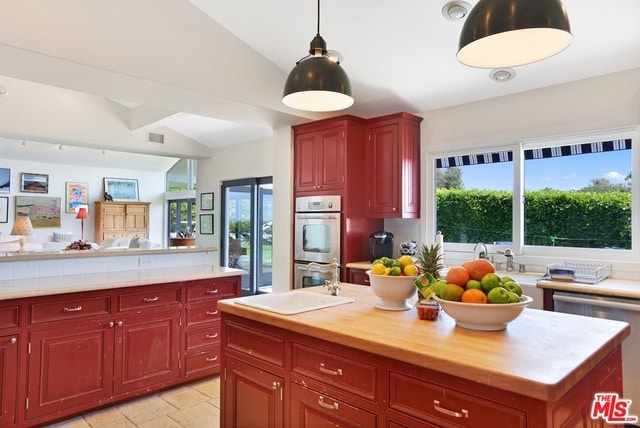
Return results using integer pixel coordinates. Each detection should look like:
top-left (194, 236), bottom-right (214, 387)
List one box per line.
top-left (487, 286), bottom-right (511, 304)
top-left (502, 281), bottom-right (523, 297)
top-left (507, 291), bottom-right (521, 303)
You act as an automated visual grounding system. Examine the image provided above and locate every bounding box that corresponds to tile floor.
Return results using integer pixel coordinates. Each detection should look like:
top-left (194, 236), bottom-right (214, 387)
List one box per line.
top-left (45, 376), bottom-right (221, 428)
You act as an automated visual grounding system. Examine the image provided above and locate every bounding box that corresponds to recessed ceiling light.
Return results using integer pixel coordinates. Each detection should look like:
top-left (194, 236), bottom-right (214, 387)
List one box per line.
top-left (490, 68), bottom-right (516, 82)
top-left (442, 1), bottom-right (471, 21)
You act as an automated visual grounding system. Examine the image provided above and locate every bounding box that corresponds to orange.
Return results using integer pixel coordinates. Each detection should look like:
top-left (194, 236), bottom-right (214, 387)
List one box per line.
top-left (461, 288), bottom-right (488, 304)
top-left (464, 259), bottom-right (495, 281)
top-left (445, 266), bottom-right (470, 287)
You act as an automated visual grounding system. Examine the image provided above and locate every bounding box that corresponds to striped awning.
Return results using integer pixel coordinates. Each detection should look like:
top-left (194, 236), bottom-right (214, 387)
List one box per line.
top-left (436, 138), bottom-right (631, 168)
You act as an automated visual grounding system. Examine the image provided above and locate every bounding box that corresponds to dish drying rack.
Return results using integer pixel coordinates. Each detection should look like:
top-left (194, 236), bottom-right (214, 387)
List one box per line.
top-left (545, 262), bottom-right (611, 284)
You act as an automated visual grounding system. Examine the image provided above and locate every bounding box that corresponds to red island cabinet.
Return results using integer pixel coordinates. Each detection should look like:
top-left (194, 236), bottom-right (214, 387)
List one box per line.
top-left (366, 112), bottom-right (422, 218)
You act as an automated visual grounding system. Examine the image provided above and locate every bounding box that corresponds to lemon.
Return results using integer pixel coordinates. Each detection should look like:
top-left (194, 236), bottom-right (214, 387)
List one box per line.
top-left (403, 264), bottom-right (418, 276)
top-left (371, 263), bottom-right (386, 275)
top-left (397, 255), bottom-right (414, 268)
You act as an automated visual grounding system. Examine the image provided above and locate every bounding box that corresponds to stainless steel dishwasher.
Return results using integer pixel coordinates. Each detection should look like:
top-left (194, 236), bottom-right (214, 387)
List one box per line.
top-left (553, 291), bottom-right (640, 413)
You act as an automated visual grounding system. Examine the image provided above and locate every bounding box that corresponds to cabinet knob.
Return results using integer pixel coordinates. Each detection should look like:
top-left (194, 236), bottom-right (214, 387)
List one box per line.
top-left (109, 321), bottom-right (115, 328)
top-left (117, 321), bottom-right (123, 327)
top-left (272, 381), bottom-right (280, 390)
top-left (10, 337), bottom-right (17, 344)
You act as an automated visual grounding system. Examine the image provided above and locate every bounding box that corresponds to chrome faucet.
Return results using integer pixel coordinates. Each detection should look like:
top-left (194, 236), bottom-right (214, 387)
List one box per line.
top-left (497, 248), bottom-right (514, 272)
top-left (306, 258), bottom-right (341, 295)
top-left (473, 242), bottom-right (488, 259)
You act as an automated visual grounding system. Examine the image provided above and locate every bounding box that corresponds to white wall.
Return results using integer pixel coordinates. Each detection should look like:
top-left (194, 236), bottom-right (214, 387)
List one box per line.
top-left (0, 157), bottom-right (166, 244)
top-left (196, 126), bottom-right (293, 292)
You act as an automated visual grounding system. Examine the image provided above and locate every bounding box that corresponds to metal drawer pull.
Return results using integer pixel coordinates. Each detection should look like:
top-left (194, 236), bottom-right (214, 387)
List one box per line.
top-left (433, 400), bottom-right (469, 418)
top-left (206, 310), bottom-right (219, 316)
top-left (205, 356), bottom-right (218, 362)
top-left (206, 333), bottom-right (219, 339)
top-left (319, 363), bottom-right (343, 376)
top-left (318, 396), bottom-right (339, 410)
top-left (63, 305), bottom-right (83, 312)
top-left (143, 296), bottom-right (160, 303)
top-left (206, 289), bottom-right (219, 294)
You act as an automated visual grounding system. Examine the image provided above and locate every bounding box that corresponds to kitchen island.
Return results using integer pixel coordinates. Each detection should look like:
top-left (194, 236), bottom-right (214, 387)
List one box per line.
top-left (219, 283), bottom-right (630, 427)
top-left (0, 265), bottom-right (244, 427)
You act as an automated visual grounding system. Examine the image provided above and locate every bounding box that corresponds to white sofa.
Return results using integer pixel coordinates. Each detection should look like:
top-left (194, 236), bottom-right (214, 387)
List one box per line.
top-left (0, 233), bottom-right (160, 253)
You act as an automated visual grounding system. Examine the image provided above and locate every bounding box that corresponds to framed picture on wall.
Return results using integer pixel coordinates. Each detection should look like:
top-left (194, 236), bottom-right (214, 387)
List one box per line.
top-left (16, 196), bottom-right (61, 228)
top-left (201, 192), bottom-right (214, 210)
top-left (200, 214), bottom-right (213, 234)
top-left (104, 177), bottom-right (139, 201)
top-left (0, 168), bottom-right (10, 193)
top-left (21, 173), bottom-right (49, 193)
top-left (0, 197), bottom-right (8, 223)
top-left (66, 182), bottom-right (89, 213)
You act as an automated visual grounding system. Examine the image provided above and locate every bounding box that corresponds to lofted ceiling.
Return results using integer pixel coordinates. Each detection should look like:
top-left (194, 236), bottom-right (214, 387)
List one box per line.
top-left (0, 0), bottom-right (639, 162)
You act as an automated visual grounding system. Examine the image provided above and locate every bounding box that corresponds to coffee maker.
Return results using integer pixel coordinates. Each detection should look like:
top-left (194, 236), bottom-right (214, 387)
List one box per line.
top-left (369, 231), bottom-right (394, 262)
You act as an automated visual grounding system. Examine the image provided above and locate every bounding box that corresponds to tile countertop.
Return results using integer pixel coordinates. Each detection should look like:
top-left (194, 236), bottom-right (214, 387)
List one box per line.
top-left (0, 265), bottom-right (245, 301)
top-left (218, 283), bottom-right (630, 402)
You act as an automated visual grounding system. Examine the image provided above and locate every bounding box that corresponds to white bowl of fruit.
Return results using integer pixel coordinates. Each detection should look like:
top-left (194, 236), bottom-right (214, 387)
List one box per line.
top-left (367, 256), bottom-right (419, 311)
top-left (432, 259), bottom-right (532, 330)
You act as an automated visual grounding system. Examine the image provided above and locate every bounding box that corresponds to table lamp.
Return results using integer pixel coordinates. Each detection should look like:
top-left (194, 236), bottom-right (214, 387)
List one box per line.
top-left (76, 207), bottom-right (89, 240)
top-left (11, 216), bottom-right (33, 252)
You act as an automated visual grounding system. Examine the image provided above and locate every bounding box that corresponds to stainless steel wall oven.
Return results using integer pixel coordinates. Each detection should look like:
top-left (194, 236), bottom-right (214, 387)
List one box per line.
top-left (294, 195), bottom-right (341, 288)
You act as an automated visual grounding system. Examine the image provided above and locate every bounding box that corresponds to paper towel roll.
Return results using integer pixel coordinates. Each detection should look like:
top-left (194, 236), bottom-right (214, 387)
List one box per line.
top-left (435, 231), bottom-right (444, 261)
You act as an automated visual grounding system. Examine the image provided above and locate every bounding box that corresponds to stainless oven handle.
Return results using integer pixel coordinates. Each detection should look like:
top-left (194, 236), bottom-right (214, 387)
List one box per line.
top-left (553, 294), bottom-right (640, 312)
top-left (296, 214), bottom-right (340, 220)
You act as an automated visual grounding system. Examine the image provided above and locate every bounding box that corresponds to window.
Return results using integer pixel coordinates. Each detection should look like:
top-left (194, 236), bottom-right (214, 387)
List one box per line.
top-left (433, 133), bottom-right (635, 261)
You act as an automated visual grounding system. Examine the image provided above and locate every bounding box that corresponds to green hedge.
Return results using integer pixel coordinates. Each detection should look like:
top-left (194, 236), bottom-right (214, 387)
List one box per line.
top-left (436, 189), bottom-right (631, 249)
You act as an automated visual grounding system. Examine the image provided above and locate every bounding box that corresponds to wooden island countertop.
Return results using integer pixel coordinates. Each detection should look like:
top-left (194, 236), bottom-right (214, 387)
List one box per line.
top-left (218, 283), bottom-right (630, 403)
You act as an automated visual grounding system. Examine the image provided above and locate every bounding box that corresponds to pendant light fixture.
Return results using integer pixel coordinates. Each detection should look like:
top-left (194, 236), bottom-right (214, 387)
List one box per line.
top-left (457, 0), bottom-right (572, 68)
top-left (282, 0), bottom-right (353, 112)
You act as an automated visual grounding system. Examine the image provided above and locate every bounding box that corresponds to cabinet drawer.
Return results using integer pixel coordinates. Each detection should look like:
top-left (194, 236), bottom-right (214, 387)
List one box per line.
top-left (186, 323), bottom-right (220, 350)
top-left (388, 371), bottom-right (526, 427)
top-left (118, 286), bottom-right (180, 312)
top-left (291, 382), bottom-right (377, 426)
top-left (186, 304), bottom-right (220, 326)
top-left (30, 295), bottom-right (111, 325)
top-left (0, 304), bottom-right (20, 328)
top-left (225, 320), bottom-right (285, 368)
top-left (186, 278), bottom-right (238, 302)
top-left (185, 346), bottom-right (220, 377)
top-left (292, 342), bottom-right (378, 401)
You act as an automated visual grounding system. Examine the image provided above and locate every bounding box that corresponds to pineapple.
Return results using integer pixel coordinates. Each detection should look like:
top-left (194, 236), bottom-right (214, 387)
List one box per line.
top-left (414, 244), bottom-right (444, 301)
top-left (416, 243), bottom-right (443, 279)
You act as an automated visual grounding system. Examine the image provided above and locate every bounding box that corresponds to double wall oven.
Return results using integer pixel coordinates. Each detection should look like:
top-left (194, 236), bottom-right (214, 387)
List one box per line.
top-left (294, 195), bottom-right (341, 289)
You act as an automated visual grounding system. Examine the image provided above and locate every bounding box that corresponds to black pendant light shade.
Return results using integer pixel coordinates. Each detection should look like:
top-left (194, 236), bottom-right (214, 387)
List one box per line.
top-left (282, 1), bottom-right (353, 112)
top-left (457, 0), bottom-right (572, 68)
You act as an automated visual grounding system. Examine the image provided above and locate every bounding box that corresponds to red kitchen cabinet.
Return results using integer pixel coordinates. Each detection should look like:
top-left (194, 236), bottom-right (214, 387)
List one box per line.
top-left (184, 277), bottom-right (240, 378)
top-left (113, 309), bottom-right (181, 396)
top-left (26, 319), bottom-right (115, 420)
top-left (294, 124), bottom-right (346, 194)
top-left (223, 355), bottom-right (285, 428)
top-left (366, 112), bottom-right (422, 218)
top-left (0, 334), bottom-right (19, 426)
top-left (347, 268), bottom-right (370, 286)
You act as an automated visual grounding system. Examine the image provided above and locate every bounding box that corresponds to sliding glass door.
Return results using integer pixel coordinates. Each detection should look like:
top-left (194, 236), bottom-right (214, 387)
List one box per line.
top-left (221, 177), bottom-right (273, 295)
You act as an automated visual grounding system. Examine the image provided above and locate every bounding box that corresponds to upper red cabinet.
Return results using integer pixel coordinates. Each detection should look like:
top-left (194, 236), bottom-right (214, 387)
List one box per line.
top-left (293, 116), bottom-right (366, 197)
top-left (365, 113), bottom-right (422, 218)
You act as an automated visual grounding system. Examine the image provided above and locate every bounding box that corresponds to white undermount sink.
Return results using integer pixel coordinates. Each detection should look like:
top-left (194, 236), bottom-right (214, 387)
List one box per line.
top-left (234, 290), bottom-right (355, 315)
